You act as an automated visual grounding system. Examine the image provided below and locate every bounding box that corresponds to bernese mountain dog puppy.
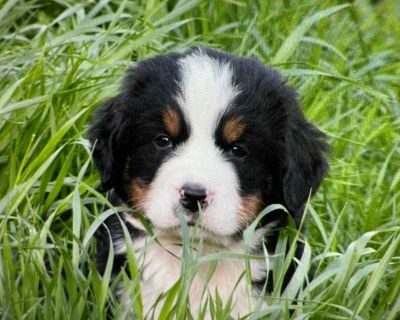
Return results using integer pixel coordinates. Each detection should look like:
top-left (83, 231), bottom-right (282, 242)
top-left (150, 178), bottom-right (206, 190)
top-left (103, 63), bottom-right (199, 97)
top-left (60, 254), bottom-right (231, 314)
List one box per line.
top-left (89, 46), bottom-right (329, 318)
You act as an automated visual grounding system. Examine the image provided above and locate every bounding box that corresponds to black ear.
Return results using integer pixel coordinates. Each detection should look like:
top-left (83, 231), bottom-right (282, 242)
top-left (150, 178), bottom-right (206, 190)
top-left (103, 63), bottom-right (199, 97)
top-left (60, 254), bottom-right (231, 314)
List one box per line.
top-left (283, 112), bottom-right (329, 222)
top-left (89, 96), bottom-right (126, 192)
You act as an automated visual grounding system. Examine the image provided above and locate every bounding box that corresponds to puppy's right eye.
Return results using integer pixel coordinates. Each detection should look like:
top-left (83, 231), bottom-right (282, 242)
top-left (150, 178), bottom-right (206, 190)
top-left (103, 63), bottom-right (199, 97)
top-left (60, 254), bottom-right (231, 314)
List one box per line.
top-left (153, 135), bottom-right (173, 149)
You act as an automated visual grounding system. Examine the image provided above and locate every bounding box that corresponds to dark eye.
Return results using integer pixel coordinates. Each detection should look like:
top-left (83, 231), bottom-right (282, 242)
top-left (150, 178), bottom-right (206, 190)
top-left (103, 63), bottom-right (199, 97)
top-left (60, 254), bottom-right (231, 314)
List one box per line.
top-left (153, 135), bottom-right (173, 149)
top-left (229, 144), bottom-right (247, 158)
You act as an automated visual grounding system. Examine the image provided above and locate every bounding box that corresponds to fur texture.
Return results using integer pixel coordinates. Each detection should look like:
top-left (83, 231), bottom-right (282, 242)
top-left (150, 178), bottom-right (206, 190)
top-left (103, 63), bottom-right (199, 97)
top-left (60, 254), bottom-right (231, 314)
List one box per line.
top-left (90, 47), bottom-right (329, 318)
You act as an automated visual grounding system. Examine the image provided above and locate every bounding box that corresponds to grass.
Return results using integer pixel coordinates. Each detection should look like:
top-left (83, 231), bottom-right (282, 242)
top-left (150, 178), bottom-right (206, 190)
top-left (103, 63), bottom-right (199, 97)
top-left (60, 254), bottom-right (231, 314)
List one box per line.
top-left (1, 0), bottom-right (399, 319)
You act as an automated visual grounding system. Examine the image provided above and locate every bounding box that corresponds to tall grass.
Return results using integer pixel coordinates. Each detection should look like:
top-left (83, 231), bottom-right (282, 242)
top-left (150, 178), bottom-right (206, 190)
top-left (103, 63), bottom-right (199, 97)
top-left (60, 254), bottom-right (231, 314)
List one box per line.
top-left (0, 0), bottom-right (399, 319)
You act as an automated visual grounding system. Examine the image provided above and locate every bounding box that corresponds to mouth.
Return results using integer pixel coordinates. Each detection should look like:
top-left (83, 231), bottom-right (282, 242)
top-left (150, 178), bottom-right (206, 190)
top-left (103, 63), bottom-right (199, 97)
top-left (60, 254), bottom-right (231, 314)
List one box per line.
top-left (174, 206), bottom-right (202, 225)
top-left (159, 226), bottom-right (233, 249)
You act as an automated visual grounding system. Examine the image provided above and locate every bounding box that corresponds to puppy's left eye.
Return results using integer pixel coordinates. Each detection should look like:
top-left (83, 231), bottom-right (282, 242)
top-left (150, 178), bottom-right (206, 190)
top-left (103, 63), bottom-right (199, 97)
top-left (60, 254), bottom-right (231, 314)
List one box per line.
top-left (154, 135), bottom-right (173, 149)
top-left (229, 144), bottom-right (247, 158)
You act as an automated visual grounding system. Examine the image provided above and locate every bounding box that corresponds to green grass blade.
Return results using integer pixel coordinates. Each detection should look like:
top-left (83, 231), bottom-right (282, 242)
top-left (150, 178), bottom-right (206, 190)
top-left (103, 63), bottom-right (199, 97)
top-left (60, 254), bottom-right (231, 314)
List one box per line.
top-left (271, 4), bottom-right (350, 64)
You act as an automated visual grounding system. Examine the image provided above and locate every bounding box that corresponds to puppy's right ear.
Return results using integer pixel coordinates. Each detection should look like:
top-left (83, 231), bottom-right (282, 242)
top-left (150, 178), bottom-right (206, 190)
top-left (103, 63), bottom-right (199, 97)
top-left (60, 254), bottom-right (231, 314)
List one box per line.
top-left (89, 96), bottom-right (125, 192)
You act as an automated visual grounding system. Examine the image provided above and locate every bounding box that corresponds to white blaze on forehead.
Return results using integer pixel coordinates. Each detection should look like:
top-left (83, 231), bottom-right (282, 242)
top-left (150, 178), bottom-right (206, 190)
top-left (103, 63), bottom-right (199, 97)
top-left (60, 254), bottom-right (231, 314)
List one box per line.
top-left (177, 50), bottom-right (239, 134)
top-left (143, 50), bottom-right (244, 236)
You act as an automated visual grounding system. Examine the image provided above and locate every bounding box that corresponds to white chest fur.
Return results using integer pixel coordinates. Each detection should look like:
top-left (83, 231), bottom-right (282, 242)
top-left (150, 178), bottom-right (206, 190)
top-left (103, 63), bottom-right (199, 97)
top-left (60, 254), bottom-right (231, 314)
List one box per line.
top-left (126, 233), bottom-right (266, 319)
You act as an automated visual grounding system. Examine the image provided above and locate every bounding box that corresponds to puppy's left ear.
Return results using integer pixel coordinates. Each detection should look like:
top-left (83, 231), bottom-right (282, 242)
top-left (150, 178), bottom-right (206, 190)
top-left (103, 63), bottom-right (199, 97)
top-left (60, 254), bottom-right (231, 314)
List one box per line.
top-left (89, 95), bottom-right (126, 192)
top-left (282, 109), bottom-right (329, 222)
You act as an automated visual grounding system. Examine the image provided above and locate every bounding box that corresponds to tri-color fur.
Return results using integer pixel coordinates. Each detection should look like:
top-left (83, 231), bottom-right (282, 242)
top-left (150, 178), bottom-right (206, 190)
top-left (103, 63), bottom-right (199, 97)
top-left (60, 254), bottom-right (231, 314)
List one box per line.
top-left (90, 47), bottom-right (329, 318)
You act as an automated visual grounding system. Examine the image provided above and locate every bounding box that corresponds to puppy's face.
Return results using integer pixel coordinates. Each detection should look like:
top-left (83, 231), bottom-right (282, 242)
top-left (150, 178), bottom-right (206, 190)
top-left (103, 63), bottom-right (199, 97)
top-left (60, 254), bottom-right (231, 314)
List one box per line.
top-left (90, 47), bottom-right (328, 237)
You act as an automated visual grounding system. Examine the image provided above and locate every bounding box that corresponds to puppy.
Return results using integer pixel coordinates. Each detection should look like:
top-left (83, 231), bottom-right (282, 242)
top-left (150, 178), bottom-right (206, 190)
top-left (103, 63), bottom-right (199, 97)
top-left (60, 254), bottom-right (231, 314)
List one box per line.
top-left (89, 46), bottom-right (328, 318)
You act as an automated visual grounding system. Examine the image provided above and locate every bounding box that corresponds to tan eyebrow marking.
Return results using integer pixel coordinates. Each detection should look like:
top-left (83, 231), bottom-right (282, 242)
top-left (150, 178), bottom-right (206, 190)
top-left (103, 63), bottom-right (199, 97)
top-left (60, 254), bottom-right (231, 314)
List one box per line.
top-left (163, 106), bottom-right (181, 137)
top-left (222, 116), bottom-right (245, 144)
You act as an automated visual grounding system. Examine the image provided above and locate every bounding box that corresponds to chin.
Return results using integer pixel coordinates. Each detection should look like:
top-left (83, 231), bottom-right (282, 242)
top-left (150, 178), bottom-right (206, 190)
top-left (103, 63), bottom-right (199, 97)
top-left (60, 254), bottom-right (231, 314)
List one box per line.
top-left (89, 46), bottom-right (329, 318)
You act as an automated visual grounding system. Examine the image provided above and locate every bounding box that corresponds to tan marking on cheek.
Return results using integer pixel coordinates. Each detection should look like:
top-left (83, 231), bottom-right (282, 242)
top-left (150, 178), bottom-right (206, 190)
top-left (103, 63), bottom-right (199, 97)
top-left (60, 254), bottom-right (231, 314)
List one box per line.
top-left (163, 107), bottom-right (181, 137)
top-left (238, 193), bottom-right (264, 227)
top-left (128, 179), bottom-right (149, 211)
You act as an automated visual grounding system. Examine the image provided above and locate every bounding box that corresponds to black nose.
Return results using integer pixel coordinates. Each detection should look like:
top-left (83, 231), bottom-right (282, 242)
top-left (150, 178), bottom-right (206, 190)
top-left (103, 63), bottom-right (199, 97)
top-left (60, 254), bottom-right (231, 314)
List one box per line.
top-left (179, 184), bottom-right (207, 212)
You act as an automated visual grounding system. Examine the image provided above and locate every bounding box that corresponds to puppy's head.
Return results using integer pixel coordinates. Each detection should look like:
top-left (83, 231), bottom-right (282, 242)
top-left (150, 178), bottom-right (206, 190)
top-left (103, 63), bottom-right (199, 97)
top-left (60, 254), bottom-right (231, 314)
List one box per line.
top-left (90, 47), bottom-right (328, 237)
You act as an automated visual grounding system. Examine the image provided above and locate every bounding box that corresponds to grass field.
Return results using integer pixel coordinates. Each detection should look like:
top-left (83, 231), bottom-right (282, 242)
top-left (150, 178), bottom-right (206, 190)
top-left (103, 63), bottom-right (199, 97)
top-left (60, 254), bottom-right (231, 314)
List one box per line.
top-left (1, 0), bottom-right (400, 319)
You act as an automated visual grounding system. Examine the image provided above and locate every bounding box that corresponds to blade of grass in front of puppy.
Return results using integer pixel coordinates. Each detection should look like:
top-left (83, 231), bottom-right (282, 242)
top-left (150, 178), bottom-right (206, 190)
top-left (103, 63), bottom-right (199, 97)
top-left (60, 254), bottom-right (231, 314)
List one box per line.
top-left (210, 289), bottom-right (223, 319)
top-left (275, 213), bottom-right (305, 300)
top-left (277, 201), bottom-right (312, 303)
top-left (158, 278), bottom-right (183, 320)
top-left (222, 272), bottom-right (246, 318)
top-left (243, 204), bottom-right (289, 246)
top-left (282, 241), bottom-right (312, 300)
top-left (119, 215), bottom-right (143, 319)
top-left (193, 205), bottom-right (222, 307)
top-left (175, 211), bottom-right (194, 319)
top-left (243, 203), bottom-right (289, 298)
top-left (132, 210), bottom-right (181, 259)
top-left (198, 296), bottom-right (210, 320)
top-left (247, 306), bottom-right (286, 320)
top-left (197, 252), bottom-right (263, 264)
top-left (199, 259), bottom-right (217, 304)
top-left (270, 229), bottom-right (288, 300)
top-left (270, 226), bottom-right (300, 308)
top-left (177, 209), bottom-right (192, 270)
top-left (94, 231), bottom-right (114, 317)
top-left (252, 241), bottom-right (272, 314)
top-left (82, 207), bottom-right (125, 250)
